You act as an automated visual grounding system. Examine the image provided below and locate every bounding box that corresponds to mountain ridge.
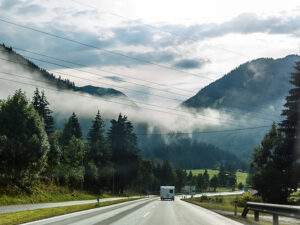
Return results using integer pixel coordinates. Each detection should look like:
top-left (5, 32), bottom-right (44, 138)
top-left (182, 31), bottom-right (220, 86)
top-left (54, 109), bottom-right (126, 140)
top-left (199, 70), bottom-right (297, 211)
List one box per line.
top-left (0, 43), bottom-right (129, 100)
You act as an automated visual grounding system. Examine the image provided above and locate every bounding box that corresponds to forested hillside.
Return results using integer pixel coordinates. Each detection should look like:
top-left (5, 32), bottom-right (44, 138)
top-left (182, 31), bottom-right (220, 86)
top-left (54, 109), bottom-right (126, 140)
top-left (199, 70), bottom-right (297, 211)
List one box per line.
top-left (181, 55), bottom-right (300, 158)
top-left (0, 44), bottom-right (129, 99)
top-left (0, 43), bottom-right (244, 169)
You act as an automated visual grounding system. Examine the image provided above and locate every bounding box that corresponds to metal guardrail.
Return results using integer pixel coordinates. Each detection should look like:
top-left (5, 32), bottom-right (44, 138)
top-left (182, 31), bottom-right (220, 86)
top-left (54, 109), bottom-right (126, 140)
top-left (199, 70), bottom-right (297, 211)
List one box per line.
top-left (242, 201), bottom-right (300, 225)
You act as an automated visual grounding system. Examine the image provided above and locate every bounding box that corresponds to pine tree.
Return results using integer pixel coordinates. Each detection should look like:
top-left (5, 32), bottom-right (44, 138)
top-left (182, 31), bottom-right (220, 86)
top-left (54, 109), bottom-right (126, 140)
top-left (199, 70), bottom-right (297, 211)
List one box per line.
top-left (277, 59), bottom-right (300, 195)
top-left (251, 123), bottom-right (286, 202)
top-left (218, 163), bottom-right (227, 186)
top-left (107, 114), bottom-right (139, 194)
top-left (32, 88), bottom-right (54, 135)
top-left (203, 169), bottom-right (210, 190)
top-left (87, 110), bottom-right (105, 144)
top-left (85, 111), bottom-right (111, 192)
top-left (210, 175), bottom-right (219, 192)
top-left (187, 170), bottom-right (193, 183)
top-left (62, 112), bottom-right (82, 145)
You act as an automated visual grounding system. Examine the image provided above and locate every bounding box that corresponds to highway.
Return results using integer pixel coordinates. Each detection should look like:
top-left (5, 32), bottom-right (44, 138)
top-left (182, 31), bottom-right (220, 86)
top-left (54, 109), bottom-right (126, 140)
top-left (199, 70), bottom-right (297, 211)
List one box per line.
top-left (23, 197), bottom-right (242, 225)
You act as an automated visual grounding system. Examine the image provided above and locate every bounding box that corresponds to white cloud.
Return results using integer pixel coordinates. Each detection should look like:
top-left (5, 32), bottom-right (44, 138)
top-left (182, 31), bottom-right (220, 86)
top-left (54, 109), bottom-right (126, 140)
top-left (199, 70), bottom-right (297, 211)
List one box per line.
top-left (0, 0), bottom-right (299, 109)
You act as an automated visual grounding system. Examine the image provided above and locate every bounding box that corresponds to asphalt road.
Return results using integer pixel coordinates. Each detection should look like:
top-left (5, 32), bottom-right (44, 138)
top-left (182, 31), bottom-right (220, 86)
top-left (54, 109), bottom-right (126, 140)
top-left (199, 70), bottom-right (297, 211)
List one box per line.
top-left (23, 197), bottom-right (242, 225)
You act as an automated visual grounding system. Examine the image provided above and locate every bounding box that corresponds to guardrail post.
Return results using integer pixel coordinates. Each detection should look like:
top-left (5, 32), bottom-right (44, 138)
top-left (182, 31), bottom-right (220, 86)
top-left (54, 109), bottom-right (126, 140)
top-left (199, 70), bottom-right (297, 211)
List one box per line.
top-left (273, 214), bottom-right (278, 225)
top-left (234, 200), bottom-right (237, 216)
top-left (97, 197), bottom-right (100, 206)
top-left (254, 211), bottom-right (259, 221)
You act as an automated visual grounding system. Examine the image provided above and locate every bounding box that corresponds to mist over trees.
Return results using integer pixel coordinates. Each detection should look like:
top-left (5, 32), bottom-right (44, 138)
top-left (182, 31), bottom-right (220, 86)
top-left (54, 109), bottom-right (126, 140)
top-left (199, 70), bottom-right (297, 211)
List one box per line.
top-left (141, 134), bottom-right (247, 170)
top-left (0, 89), bottom-right (198, 194)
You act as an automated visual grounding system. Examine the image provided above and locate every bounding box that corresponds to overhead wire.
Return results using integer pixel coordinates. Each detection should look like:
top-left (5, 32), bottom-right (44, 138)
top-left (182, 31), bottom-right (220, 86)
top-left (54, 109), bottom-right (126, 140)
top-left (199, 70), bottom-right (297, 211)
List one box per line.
top-left (0, 18), bottom-right (282, 121)
top-left (12, 46), bottom-right (194, 94)
top-left (0, 73), bottom-right (272, 135)
top-left (0, 47), bottom-right (281, 119)
top-left (0, 52), bottom-right (276, 124)
top-left (0, 70), bottom-right (271, 126)
top-left (0, 18), bottom-right (214, 81)
top-left (72, 0), bottom-right (250, 58)
top-left (135, 125), bottom-right (271, 136)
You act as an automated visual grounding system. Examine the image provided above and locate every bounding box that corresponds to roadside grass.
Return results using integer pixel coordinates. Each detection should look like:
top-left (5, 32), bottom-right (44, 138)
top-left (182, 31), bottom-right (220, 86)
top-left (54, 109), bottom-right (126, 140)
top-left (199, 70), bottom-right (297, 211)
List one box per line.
top-left (0, 197), bottom-right (142, 225)
top-left (228, 215), bottom-right (272, 225)
top-left (183, 193), bottom-right (263, 215)
top-left (188, 169), bottom-right (248, 186)
top-left (0, 183), bottom-right (138, 206)
top-left (185, 198), bottom-right (244, 213)
top-left (289, 190), bottom-right (300, 205)
top-left (183, 198), bottom-right (276, 225)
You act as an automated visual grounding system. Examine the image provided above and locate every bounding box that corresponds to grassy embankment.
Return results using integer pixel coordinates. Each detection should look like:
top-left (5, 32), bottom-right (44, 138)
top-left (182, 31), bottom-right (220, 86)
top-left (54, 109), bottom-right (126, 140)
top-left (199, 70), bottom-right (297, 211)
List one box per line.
top-left (184, 191), bottom-right (300, 225)
top-left (0, 183), bottom-right (135, 206)
top-left (188, 169), bottom-right (248, 191)
top-left (183, 193), bottom-right (272, 225)
top-left (0, 197), bottom-right (141, 225)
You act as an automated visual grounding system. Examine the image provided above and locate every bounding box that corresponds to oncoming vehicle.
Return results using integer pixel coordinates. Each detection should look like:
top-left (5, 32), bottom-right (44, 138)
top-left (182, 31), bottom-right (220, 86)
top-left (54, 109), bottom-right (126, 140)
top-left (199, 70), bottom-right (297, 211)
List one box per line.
top-left (160, 186), bottom-right (175, 201)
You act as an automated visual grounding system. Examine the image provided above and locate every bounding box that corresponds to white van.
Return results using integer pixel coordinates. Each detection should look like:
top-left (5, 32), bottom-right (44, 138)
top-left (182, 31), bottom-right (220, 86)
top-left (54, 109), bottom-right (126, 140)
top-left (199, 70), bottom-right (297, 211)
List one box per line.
top-left (160, 186), bottom-right (175, 200)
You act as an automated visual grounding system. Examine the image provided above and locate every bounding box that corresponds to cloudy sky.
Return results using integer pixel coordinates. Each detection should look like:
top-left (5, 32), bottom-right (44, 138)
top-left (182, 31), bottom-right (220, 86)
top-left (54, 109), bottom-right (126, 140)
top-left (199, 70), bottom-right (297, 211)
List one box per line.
top-left (0, 0), bottom-right (300, 108)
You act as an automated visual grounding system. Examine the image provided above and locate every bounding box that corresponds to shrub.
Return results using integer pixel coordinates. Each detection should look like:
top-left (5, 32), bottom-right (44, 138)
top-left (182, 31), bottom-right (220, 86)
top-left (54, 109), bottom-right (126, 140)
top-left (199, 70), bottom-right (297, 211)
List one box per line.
top-left (200, 195), bottom-right (208, 201)
top-left (216, 196), bottom-right (223, 203)
top-left (237, 192), bottom-right (262, 207)
top-left (238, 182), bottom-right (244, 190)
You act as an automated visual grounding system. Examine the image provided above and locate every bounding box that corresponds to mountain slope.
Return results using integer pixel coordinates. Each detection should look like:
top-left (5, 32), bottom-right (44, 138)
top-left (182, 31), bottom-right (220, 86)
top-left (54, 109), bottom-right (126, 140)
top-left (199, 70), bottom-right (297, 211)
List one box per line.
top-left (0, 44), bottom-right (129, 100)
top-left (181, 55), bottom-right (300, 158)
top-left (182, 55), bottom-right (299, 112)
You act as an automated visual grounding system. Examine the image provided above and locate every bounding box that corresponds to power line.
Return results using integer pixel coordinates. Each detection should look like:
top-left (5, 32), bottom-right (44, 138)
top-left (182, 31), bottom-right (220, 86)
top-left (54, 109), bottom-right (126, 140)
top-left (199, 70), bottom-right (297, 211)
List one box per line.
top-left (135, 125), bottom-right (271, 136)
top-left (12, 46), bottom-right (194, 94)
top-left (0, 49), bottom-right (190, 99)
top-left (0, 56), bottom-right (187, 102)
top-left (0, 19), bottom-right (284, 118)
top-left (0, 73), bottom-right (272, 135)
top-left (11, 47), bottom-right (285, 117)
top-left (72, 0), bottom-right (250, 58)
top-left (0, 18), bottom-right (215, 81)
top-left (0, 47), bottom-right (281, 119)
top-left (0, 54), bottom-right (275, 124)
top-left (0, 70), bottom-right (269, 126)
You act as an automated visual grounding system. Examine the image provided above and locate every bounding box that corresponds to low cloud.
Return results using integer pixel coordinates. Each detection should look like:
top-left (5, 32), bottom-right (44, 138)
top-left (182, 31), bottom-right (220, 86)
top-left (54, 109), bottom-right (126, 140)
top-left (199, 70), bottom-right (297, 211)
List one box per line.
top-left (174, 59), bottom-right (209, 69)
top-left (105, 76), bottom-right (125, 82)
top-left (17, 4), bottom-right (45, 15)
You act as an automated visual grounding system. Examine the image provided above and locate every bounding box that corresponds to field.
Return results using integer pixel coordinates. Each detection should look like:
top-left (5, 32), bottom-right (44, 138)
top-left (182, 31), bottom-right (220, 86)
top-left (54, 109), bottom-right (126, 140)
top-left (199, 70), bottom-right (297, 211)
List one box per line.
top-left (188, 169), bottom-right (248, 185)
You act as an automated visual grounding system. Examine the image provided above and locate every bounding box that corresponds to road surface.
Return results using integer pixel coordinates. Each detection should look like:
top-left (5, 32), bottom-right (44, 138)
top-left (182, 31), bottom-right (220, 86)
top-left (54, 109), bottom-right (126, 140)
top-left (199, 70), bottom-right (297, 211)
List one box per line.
top-left (183, 190), bottom-right (244, 198)
top-left (23, 197), bottom-right (242, 225)
top-left (0, 197), bottom-right (137, 214)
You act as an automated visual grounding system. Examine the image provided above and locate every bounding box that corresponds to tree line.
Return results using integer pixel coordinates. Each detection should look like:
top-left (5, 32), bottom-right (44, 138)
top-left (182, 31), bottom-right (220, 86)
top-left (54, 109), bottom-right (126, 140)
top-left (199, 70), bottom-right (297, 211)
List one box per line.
top-left (0, 89), bottom-right (189, 194)
top-left (184, 164), bottom-right (242, 193)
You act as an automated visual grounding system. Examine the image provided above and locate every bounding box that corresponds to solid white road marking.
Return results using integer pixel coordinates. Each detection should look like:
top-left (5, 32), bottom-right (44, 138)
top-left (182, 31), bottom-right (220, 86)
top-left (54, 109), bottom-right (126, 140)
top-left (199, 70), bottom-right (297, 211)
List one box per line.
top-left (143, 212), bottom-right (150, 217)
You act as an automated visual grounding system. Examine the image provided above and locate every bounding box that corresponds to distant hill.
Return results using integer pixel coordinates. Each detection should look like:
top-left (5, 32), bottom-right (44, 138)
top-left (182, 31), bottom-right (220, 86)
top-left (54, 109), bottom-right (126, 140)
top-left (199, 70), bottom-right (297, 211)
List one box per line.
top-left (0, 44), bottom-right (129, 100)
top-left (79, 85), bottom-right (126, 98)
top-left (181, 55), bottom-right (300, 158)
top-left (182, 55), bottom-right (299, 112)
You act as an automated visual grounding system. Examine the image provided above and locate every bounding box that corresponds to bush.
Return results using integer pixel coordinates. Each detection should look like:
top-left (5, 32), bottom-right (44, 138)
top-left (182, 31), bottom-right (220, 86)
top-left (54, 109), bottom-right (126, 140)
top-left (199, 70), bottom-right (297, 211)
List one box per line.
top-left (216, 196), bottom-right (223, 203)
top-left (237, 192), bottom-right (262, 207)
top-left (200, 195), bottom-right (209, 202)
top-left (238, 182), bottom-right (244, 190)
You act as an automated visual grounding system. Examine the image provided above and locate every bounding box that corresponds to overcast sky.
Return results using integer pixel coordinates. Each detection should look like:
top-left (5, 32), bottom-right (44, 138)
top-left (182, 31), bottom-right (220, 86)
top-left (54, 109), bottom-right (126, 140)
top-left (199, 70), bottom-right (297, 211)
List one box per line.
top-left (0, 0), bottom-right (300, 107)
